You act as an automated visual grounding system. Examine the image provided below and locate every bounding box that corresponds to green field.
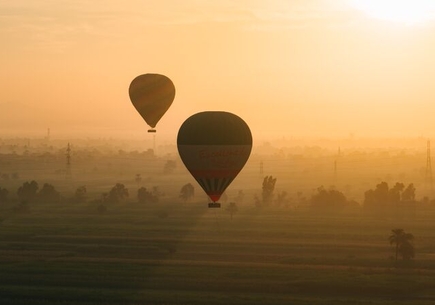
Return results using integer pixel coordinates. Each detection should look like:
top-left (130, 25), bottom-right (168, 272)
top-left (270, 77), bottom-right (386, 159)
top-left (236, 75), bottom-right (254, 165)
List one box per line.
top-left (1, 139), bottom-right (435, 304)
top-left (1, 200), bottom-right (435, 305)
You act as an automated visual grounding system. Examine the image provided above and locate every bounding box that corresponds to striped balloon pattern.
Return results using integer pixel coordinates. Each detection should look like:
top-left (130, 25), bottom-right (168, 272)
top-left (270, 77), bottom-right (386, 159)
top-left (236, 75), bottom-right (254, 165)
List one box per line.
top-left (129, 74), bottom-right (175, 130)
top-left (177, 112), bottom-right (252, 203)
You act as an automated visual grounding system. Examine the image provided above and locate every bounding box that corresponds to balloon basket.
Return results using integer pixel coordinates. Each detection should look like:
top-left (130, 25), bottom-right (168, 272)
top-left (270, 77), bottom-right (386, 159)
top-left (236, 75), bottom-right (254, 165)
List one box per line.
top-left (208, 202), bottom-right (221, 208)
top-left (148, 129), bottom-right (157, 133)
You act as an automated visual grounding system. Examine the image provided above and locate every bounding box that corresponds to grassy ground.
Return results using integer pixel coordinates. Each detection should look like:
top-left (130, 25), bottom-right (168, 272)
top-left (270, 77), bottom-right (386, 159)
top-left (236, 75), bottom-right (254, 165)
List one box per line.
top-left (1, 201), bottom-right (435, 305)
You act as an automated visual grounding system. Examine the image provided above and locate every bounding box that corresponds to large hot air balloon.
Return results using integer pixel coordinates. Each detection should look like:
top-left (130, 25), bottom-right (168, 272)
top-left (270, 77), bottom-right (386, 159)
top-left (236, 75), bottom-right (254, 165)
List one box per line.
top-left (129, 74), bottom-right (175, 132)
top-left (177, 111), bottom-right (252, 208)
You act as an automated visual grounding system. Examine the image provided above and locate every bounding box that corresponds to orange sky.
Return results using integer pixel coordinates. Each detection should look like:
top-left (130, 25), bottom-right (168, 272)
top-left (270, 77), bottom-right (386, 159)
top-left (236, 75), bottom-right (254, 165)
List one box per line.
top-left (2, 0), bottom-right (435, 141)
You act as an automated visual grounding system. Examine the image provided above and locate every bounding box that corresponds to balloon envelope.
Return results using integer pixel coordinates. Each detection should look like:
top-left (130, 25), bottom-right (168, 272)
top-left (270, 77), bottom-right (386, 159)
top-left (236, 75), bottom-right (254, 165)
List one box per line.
top-left (177, 111), bottom-right (252, 203)
top-left (129, 74), bottom-right (175, 129)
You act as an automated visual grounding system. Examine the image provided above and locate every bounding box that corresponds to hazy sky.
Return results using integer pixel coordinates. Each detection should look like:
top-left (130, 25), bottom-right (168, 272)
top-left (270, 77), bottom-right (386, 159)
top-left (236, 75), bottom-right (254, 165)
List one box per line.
top-left (2, 0), bottom-right (435, 141)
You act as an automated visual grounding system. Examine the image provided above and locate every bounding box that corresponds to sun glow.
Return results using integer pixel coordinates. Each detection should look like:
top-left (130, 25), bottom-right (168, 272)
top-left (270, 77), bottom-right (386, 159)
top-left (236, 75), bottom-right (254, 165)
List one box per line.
top-left (351, 0), bottom-right (435, 25)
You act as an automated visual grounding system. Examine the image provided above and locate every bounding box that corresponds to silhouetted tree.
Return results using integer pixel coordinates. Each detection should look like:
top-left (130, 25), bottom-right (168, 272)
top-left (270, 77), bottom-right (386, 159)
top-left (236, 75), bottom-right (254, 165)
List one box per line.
top-left (296, 191), bottom-right (307, 207)
top-left (106, 183), bottom-right (129, 203)
top-left (262, 176), bottom-right (276, 206)
top-left (389, 228), bottom-right (415, 262)
top-left (0, 187), bottom-right (9, 204)
top-left (389, 182), bottom-right (405, 204)
top-left (310, 186), bottom-right (347, 212)
top-left (235, 190), bottom-right (245, 203)
top-left (73, 186), bottom-right (87, 203)
top-left (398, 183), bottom-right (417, 218)
top-left (138, 187), bottom-right (159, 204)
top-left (364, 182), bottom-right (417, 217)
top-left (164, 160), bottom-right (176, 174)
top-left (225, 202), bottom-right (238, 219)
top-left (179, 183), bottom-right (194, 202)
top-left (152, 186), bottom-right (164, 198)
top-left (399, 239), bottom-right (415, 260)
top-left (402, 183), bottom-right (416, 201)
top-left (275, 191), bottom-right (290, 207)
top-left (17, 180), bottom-right (39, 203)
top-left (135, 174), bottom-right (142, 186)
top-left (364, 181), bottom-right (388, 213)
top-left (38, 183), bottom-right (61, 203)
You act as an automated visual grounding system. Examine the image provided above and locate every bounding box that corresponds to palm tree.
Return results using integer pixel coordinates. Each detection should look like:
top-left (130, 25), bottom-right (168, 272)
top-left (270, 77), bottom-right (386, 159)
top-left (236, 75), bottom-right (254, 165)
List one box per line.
top-left (389, 228), bottom-right (404, 262)
top-left (400, 239), bottom-right (415, 260)
top-left (389, 228), bottom-right (414, 262)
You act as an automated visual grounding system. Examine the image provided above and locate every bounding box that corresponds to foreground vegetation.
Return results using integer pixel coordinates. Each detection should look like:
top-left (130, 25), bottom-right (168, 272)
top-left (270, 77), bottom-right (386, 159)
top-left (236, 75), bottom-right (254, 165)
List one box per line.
top-left (1, 200), bottom-right (435, 305)
top-left (1, 137), bottom-right (435, 304)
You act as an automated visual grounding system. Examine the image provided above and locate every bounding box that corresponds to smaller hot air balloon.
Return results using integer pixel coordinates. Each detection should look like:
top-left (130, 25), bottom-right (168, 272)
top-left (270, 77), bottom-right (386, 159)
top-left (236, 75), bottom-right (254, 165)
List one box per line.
top-left (129, 74), bottom-right (175, 132)
top-left (177, 111), bottom-right (252, 208)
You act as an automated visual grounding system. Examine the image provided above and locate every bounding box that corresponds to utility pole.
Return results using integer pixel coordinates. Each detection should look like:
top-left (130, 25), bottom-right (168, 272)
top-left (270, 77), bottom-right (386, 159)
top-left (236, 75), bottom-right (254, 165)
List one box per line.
top-left (66, 142), bottom-right (72, 180)
top-left (426, 140), bottom-right (433, 191)
top-left (334, 147), bottom-right (340, 186)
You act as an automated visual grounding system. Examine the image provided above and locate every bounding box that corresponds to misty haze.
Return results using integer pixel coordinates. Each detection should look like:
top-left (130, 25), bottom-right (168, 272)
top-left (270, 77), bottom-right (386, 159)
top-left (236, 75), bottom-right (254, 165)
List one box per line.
top-left (2, 1), bottom-right (435, 304)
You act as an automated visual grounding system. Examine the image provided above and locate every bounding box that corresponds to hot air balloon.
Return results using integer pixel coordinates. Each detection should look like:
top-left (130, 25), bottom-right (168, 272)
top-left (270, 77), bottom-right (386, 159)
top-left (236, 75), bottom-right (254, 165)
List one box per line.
top-left (129, 74), bottom-right (175, 132)
top-left (177, 111), bottom-right (252, 208)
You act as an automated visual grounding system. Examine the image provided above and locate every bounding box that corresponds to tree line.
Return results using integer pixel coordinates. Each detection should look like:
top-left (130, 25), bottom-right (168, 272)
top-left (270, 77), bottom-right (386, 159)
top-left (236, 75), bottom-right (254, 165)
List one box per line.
top-left (0, 177), bottom-right (419, 262)
top-left (253, 176), bottom-right (426, 217)
top-left (0, 180), bottom-right (197, 209)
top-left (0, 176), bottom-right (430, 218)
